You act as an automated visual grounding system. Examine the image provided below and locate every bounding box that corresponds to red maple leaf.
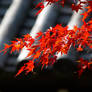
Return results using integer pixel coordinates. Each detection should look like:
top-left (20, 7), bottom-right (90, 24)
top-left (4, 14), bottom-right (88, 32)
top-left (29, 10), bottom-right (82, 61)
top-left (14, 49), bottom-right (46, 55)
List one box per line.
top-left (71, 3), bottom-right (83, 12)
top-left (0, 44), bottom-right (11, 54)
top-left (35, 32), bottom-right (43, 39)
top-left (35, 2), bottom-right (44, 15)
top-left (16, 60), bottom-right (34, 76)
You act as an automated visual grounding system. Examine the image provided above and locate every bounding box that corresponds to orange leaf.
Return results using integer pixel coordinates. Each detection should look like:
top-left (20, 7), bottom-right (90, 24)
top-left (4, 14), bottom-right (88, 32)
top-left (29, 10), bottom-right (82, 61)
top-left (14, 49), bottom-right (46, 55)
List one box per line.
top-left (34, 51), bottom-right (41, 59)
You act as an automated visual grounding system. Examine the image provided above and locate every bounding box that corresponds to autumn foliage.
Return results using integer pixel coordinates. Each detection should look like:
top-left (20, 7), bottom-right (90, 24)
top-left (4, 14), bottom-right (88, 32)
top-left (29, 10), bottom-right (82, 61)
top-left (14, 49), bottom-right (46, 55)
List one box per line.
top-left (0, 0), bottom-right (92, 76)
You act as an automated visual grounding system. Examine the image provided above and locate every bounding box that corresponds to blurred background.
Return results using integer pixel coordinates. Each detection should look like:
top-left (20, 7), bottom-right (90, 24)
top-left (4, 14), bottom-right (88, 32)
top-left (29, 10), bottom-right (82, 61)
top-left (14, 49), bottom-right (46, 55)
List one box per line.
top-left (0, 0), bottom-right (92, 91)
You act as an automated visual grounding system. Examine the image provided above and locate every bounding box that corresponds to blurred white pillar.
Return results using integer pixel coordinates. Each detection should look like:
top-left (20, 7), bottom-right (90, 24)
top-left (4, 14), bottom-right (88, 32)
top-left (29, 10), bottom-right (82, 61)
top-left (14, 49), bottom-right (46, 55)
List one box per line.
top-left (0, 0), bottom-right (32, 68)
top-left (57, 0), bottom-right (87, 60)
top-left (17, 4), bottom-right (58, 62)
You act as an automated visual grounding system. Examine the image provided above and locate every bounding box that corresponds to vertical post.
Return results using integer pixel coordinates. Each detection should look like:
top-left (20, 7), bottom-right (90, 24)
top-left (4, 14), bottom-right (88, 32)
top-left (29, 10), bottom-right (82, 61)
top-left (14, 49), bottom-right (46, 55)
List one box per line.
top-left (0, 0), bottom-right (32, 68)
top-left (57, 0), bottom-right (87, 60)
top-left (17, 4), bottom-right (59, 62)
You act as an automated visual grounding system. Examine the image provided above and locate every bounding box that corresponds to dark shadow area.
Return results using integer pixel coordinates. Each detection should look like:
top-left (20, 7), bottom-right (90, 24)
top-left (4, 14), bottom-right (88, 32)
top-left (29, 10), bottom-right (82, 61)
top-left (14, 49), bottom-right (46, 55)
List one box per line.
top-left (0, 59), bottom-right (92, 92)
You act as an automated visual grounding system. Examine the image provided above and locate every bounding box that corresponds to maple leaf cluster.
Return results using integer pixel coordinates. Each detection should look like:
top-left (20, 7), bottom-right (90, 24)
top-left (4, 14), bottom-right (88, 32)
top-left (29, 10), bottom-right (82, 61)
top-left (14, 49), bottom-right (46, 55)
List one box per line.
top-left (0, 0), bottom-right (92, 76)
top-left (35, 0), bottom-right (90, 15)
